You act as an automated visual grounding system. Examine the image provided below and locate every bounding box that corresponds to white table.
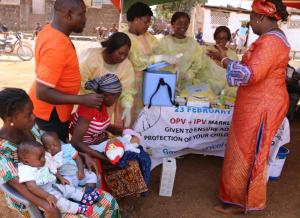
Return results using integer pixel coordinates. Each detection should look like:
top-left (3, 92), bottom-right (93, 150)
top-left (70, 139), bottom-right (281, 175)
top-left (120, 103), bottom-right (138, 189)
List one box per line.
top-left (133, 106), bottom-right (290, 169)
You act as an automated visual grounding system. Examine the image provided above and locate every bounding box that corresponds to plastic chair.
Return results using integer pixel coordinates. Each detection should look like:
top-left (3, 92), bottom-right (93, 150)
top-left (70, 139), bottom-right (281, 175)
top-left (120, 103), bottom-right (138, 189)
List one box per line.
top-left (0, 183), bottom-right (44, 218)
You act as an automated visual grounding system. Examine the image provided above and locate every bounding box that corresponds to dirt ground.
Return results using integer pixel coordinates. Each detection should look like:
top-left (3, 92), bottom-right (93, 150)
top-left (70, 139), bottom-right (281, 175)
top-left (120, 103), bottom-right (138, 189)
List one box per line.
top-left (0, 41), bottom-right (300, 218)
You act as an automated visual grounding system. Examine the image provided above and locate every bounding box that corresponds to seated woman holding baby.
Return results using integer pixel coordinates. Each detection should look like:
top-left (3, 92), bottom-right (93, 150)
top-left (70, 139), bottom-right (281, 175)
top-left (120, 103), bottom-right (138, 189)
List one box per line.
top-left (0, 88), bottom-right (119, 218)
top-left (69, 74), bottom-right (151, 198)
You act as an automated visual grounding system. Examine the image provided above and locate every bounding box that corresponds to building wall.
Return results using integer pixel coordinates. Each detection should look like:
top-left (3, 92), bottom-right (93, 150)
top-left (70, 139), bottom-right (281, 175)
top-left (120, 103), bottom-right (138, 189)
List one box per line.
top-left (190, 5), bottom-right (205, 37)
top-left (0, 5), bottom-right (20, 30)
top-left (0, 0), bottom-right (118, 35)
top-left (84, 5), bottom-right (119, 35)
top-left (202, 8), bottom-right (251, 45)
top-left (202, 8), bottom-right (300, 51)
top-left (206, 0), bottom-right (252, 10)
top-left (84, 0), bottom-right (112, 6)
top-left (281, 15), bottom-right (300, 51)
top-left (26, 0), bottom-right (53, 30)
top-left (0, 0), bottom-right (20, 5)
top-left (0, 0), bottom-right (52, 31)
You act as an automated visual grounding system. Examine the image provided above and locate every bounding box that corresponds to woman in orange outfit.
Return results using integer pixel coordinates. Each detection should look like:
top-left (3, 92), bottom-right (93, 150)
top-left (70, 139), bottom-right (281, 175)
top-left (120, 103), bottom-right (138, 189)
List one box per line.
top-left (207, 0), bottom-right (290, 214)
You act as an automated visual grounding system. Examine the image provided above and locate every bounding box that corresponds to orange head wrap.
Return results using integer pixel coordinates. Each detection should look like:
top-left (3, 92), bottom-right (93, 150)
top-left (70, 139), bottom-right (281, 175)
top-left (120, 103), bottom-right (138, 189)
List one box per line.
top-left (252, 0), bottom-right (282, 21)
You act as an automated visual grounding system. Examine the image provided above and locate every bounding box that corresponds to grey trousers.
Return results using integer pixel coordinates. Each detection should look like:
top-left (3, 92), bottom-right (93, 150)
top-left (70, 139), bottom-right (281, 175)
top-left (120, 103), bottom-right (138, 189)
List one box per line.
top-left (40, 182), bottom-right (84, 214)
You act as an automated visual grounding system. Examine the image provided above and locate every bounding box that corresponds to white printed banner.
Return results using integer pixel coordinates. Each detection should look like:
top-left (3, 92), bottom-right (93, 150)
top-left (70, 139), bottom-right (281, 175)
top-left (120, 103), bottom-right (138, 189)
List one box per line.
top-left (133, 106), bottom-right (290, 169)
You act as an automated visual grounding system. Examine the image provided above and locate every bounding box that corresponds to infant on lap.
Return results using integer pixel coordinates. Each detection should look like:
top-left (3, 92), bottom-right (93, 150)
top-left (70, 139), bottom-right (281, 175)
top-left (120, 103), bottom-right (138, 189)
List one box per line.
top-left (17, 141), bottom-right (102, 216)
top-left (41, 131), bottom-right (98, 189)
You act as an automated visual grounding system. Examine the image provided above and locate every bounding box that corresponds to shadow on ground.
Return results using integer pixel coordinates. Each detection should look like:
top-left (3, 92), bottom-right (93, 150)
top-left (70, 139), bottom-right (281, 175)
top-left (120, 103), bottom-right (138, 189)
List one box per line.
top-left (119, 114), bottom-right (300, 218)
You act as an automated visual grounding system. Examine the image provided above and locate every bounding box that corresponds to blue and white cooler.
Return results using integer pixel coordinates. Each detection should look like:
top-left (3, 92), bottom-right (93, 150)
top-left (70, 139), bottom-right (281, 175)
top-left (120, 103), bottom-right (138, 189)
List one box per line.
top-left (143, 62), bottom-right (177, 108)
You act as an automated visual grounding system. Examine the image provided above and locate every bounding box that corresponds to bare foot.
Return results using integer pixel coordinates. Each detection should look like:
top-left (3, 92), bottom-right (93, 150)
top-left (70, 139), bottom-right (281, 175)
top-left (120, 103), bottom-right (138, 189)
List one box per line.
top-left (214, 204), bottom-right (245, 215)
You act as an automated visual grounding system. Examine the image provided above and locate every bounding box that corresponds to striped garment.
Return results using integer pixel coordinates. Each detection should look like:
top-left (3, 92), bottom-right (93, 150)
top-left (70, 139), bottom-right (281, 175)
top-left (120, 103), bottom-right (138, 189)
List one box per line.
top-left (69, 105), bottom-right (110, 144)
top-left (85, 73), bottom-right (122, 94)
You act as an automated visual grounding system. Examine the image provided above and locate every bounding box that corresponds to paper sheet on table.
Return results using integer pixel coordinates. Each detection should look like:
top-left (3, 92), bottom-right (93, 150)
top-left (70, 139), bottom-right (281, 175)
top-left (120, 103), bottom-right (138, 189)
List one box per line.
top-left (180, 84), bottom-right (210, 97)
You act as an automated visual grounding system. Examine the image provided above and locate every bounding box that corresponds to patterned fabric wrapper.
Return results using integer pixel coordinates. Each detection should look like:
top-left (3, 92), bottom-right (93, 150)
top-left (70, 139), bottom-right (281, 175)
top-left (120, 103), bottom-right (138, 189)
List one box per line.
top-left (63, 190), bottom-right (119, 218)
top-left (252, 0), bottom-right (282, 21)
top-left (226, 60), bottom-right (252, 87)
top-left (103, 160), bottom-right (148, 199)
top-left (118, 146), bottom-right (151, 185)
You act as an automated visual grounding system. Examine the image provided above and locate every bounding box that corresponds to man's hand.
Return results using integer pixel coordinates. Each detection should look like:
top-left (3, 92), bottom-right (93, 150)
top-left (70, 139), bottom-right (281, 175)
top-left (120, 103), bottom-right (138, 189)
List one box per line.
top-left (46, 194), bottom-right (57, 208)
top-left (81, 93), bottom-right (104, 108)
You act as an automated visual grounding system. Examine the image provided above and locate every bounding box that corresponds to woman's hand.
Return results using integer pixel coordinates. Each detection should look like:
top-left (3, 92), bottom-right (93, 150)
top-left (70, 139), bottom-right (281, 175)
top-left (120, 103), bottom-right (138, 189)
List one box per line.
top-left (102, 158), bottom-right (121, 170)
top-left (207, 44), bottom-right (226, 61)
top-left (81, 153), bottom-right (99, 176)
top-left (8, 179), bottom-right (61, 218)
top-left (46, 194), bottom-right (57, 208)
top-left (107, 125), bottom-right (123, 136)
top-left (207, 44), bottom-right (229, 68)
top-left (43, 205), bottom-right (61, 218)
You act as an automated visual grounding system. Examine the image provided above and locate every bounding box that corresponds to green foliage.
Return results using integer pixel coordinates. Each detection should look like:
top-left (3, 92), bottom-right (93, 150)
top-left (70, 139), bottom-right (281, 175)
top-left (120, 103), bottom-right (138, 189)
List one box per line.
top-left (156, 0), bottom-right (206, 21)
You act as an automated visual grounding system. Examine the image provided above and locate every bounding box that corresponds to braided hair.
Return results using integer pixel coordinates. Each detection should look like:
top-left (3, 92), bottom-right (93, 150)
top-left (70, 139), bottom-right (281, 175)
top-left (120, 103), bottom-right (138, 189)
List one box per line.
top-left (268, 0), bottom-right (289, 21)
top-left (0, 88), bottom-right (31, 120)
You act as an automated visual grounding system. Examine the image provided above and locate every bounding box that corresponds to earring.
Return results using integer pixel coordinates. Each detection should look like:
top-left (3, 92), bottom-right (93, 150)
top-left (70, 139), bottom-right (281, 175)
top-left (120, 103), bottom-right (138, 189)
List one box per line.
top-left (10, 122), bottom-right (14, 126)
